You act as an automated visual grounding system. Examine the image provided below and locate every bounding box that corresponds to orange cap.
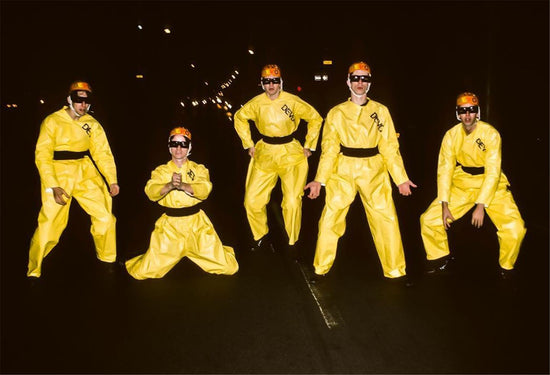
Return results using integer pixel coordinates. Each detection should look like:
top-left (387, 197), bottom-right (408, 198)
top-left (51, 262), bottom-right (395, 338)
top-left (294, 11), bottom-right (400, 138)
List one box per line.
top-left (456, 92), bottom-right (479, 106)
top-left (69, 81), bottom-right (92, 93)
top-left (348, 61), bottom-right (371, 75)
top-left (261, 64), bottom-right (281, 78)
top-left (169, 126), bottom-right (192, 140)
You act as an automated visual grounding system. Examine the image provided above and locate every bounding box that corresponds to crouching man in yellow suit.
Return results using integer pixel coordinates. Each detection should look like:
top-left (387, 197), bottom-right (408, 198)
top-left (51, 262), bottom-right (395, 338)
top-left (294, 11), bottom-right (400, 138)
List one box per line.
top-left (420, 92), bottom-right (526, 279)
top-left (28, 81), bottom-right (119, 278)
top-left (125, 127), bottom-right (239, 279)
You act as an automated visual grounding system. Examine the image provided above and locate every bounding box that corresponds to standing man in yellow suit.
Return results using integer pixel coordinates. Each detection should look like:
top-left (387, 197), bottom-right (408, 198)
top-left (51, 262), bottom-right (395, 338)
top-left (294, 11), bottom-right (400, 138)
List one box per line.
top-left (28, 81), bottom-right (119, 278)
top-left (420, 92), bottom-right (526, 278)
top-left (125, 127), bottom-right (238, 280)
top-left (234, 64), bottom-right (323, 250)
top-left (305, 61), bottom-right (416, 282)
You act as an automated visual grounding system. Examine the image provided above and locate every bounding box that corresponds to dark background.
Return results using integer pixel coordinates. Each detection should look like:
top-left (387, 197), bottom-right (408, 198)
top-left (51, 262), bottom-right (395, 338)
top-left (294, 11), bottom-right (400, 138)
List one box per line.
top-left (1, 1), bottom-right (548, 373)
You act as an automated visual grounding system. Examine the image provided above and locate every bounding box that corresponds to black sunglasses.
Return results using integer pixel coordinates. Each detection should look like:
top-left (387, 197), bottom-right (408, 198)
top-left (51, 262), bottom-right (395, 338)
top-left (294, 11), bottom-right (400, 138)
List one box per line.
top-left (168, 140), bottom-right (189, 148)
top-left (349, 75), bottom-right (371, 83)
top-left (261, 77), bottom-right (281, 85)
top-left (70, 92), bottom-right (93, 104)
top-left (456, 106), bottom-right (479, 114)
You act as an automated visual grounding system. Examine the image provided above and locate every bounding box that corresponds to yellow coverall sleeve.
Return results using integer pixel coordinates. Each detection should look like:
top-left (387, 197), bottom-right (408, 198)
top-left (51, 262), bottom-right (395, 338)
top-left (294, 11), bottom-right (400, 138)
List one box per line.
top-left (436, 130), bottom-right (456, 203)
top-left (35, 116), bottom-right (60, 188)
top-left (88, 123), bottom-right (118, 185)
top-left (293, 97), bottom-right (323, 151)
top-left (377, 107), bottom-right (409, 185)
top-left (314, 109), bottom-right (341, 184)
top-left (475, 129), bottom-right (502, 206)
top-left (234, 100), bottom-right (257, 149)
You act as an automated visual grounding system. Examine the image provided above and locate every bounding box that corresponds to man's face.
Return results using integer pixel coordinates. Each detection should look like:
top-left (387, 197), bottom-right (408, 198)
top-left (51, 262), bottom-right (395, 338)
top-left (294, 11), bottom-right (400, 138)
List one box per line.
top-left (70, 90), bottom-right (91, 116)
top-left (261, 76), bottom-right (281, 98)
top-left (347, 69), bottom-right (371, 96)
top-left (169, 134), bottom-right (190, 161)
top-left (457, 104), bottom-right (479, 127)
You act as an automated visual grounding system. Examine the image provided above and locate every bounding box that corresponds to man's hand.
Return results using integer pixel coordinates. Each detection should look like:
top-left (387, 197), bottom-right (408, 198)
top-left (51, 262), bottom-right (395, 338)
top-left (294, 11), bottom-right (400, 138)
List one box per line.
top-left (171, 172), bottom-right (182, 189)
top-left (442, 202), bottom-right (455, 230)
top-left (398, 180), bottom-right (417, 196)
top-left (304, 181), bottom-right (321, 199)
top-left (109, 183), bottom-right (120, 197)
top-left (471, 203), bottom-right (485, 228)
top-left (303, 148), bottom-right (312, 158)
top-left (248, 147), bottom-right (256, 158)
top-left (52, 187), bottom-right (70, 206)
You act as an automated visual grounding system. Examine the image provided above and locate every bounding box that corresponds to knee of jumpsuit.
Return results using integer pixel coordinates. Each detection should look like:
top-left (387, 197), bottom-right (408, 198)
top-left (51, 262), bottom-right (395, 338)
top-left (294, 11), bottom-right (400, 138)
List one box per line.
top-left (90, 214), bottom-right (117, 236)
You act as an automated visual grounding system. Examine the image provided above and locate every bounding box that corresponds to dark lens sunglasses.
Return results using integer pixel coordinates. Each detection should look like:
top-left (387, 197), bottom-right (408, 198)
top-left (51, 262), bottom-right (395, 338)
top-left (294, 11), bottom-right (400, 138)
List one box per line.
top-left (261, 77), bottom-right (281, 85)
top-left (349, 75), bottom-right (371, 83)
top-left (168, 140), bottom-right (189, 148)
top-left (70, 92), bottom-right (92, 104)
top-left (456, 106), bottom-right (479, 115)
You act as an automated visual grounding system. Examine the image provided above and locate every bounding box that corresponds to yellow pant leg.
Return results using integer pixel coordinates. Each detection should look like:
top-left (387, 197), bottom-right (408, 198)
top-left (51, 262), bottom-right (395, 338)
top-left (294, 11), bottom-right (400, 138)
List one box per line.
top-left (357, 169), bottom-right (406, 278)
top-left (420, 188), bottom-right (477, 261)
top-left (313, 173), bottom-right (356, 275)
top-left (125, 216), bottom-right (186, 280)
top-left (186, 212), bottom-right (239, 275)
top-left (278, 158), bottom-right (308, 245)
top-left (72, 173), bottom-right (116, 263)
top-left (27, 192), bottom-right (72, 277)
top-left (485, 186), bottom-right (526, 270)
top-left (244, 157), bottom-right (279, 241)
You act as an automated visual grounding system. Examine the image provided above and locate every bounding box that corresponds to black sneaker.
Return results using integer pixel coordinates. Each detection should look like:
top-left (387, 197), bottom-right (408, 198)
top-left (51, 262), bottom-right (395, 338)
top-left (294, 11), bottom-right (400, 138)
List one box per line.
top-left (251, 236), bottom-right (275, 252)
top-left (426, 256), bottom-right (455, 275)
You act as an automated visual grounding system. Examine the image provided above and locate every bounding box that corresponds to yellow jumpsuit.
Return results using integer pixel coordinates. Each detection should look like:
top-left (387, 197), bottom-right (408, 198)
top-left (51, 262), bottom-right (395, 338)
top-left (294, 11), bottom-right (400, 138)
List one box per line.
top-left (234, 90), bottom-right (323, 245)
top-left (313, 99), bottom-right (409, 278)
top-left (28, 107), bottom-right (118, 277)
top-left (420, 121), bottom-right (526, 270)
top-left (125, 160), bottom-right (239, 279)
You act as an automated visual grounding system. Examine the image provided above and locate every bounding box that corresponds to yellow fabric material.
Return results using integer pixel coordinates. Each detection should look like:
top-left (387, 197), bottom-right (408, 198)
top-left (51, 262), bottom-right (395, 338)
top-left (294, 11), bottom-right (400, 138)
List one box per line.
top-left (234, 91), bottom-right (323, 151)
top-left (313, 99), bottom-right (409, 278)
top-left (234, 91), bottom-right (323, 244)
top-left (421, 121), bottom-right (526, 269)
top-left (28, 107), bottom-right (118, 277)
top-left (125, 160), bottom-right (238, 279)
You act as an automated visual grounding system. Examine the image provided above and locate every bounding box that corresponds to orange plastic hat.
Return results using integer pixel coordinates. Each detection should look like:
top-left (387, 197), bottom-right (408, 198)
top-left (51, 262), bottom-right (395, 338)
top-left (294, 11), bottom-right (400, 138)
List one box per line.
top-left (169, 126), bottom-right (192, 140)
top-left (348, 61), bottom-right (371, 75)
top-left (69, 81), bottom-right (92, 93)
top-left (456, 92), bottom-right (479, 106)
top-left (261, 64), bottom-right (281, 78)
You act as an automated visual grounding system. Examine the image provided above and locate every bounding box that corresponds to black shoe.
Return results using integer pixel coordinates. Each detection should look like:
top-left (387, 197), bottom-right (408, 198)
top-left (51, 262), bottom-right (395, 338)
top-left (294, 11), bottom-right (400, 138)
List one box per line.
top-left (309, 273), bottom-right (327, 285)
top-left (251, 236), bottom-right (275, 252)
top-left (387, 275), bottom-right (414, 288)
top-left (426, 256), bottom-right (455, 276)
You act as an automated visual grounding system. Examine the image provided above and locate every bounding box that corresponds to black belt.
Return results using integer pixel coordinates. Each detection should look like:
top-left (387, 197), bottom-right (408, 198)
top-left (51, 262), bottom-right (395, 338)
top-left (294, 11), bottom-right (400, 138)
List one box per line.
top-left (340, 145), bottom-right (379, 158)
top-left (457, 162), bottom-right (484, 175)
top-left (261, 134), bottom-right (295, 145)
top-left (53, 150), bottom-right (90, 160)
top-left (163, 205), bottom-right (201, 217)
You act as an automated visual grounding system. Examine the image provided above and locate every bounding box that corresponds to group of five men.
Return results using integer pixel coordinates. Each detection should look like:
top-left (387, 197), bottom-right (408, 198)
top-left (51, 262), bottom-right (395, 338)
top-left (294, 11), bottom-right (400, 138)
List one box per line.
top-left (27, 61), bottom-right (526, 284)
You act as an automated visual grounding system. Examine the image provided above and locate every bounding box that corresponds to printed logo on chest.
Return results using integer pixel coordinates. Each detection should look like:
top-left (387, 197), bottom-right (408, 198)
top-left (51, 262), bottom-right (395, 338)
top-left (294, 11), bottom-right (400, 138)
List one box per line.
top-left (82, 123), bottom-right (91, 136)
top-left (475, 138), bottom-right (486, 152)
top-left (370, 112), bottom-right (384, 132)
top-left (281, 104), bottom-right (295, 121)
top-left (187, 169), bottom-right (195, 181)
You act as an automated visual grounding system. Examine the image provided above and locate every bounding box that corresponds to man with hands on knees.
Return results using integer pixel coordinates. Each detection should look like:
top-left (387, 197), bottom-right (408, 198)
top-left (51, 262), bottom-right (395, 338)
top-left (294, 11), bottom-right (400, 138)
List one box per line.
top-left (124, 127), bottom-right (238, 280)
top-left (28, 81), bottom-right (119, 278)
top-left (305, 61), bottom-right (416, 285)
top-left (420, 92), bottom-right (526, 279)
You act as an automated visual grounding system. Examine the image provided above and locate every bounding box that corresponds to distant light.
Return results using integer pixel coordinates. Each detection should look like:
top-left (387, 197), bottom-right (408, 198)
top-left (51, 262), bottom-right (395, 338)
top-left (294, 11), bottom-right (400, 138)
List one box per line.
top-left (234, 70), bottom-right (239, 75)
top-left (180, 102), bottom-right (185, 107)
top-left (323, 60), bottom-right (333, 65)
top-left (40, 99), bottom-right (45, 104)
top-left (190, 64), bottom-right (195, 68)
top-left (204, 81), bottom-right (209, 86)
top-left (136, 74), bottom-right (144, 79)
top-left (216, 103), bottom-right (222, 109)
top-left (6, 104), bottom-right (11, 108)
top-left (314, 75), bottom-right (322, 81)
top-left (202, 100), bottom-right (208, 105)
top-left (322, 74), bottom-right (329, 81)
top-left (137, 24), bottom-right (143, 30)
top-left (223, 105), bottom-right (228, 110)
top-left (192, 101), bottom-right (199, 107)
top-left (225, 102), bottom-right (232, 109)
top-left (226, 112), bottom-right (232, 117)
top-left (164, 28), bottom-right (171, 34)
top-left (12, 104), bottom-right (17, 108)
top-left (231, 75), bottom-right (236, 79)
top-left (248, 49), bottom-right (254, 55)
top-left (216, 97), bottom-right (222, 103)
top-left (297, 86), bottom-right (302, 92)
